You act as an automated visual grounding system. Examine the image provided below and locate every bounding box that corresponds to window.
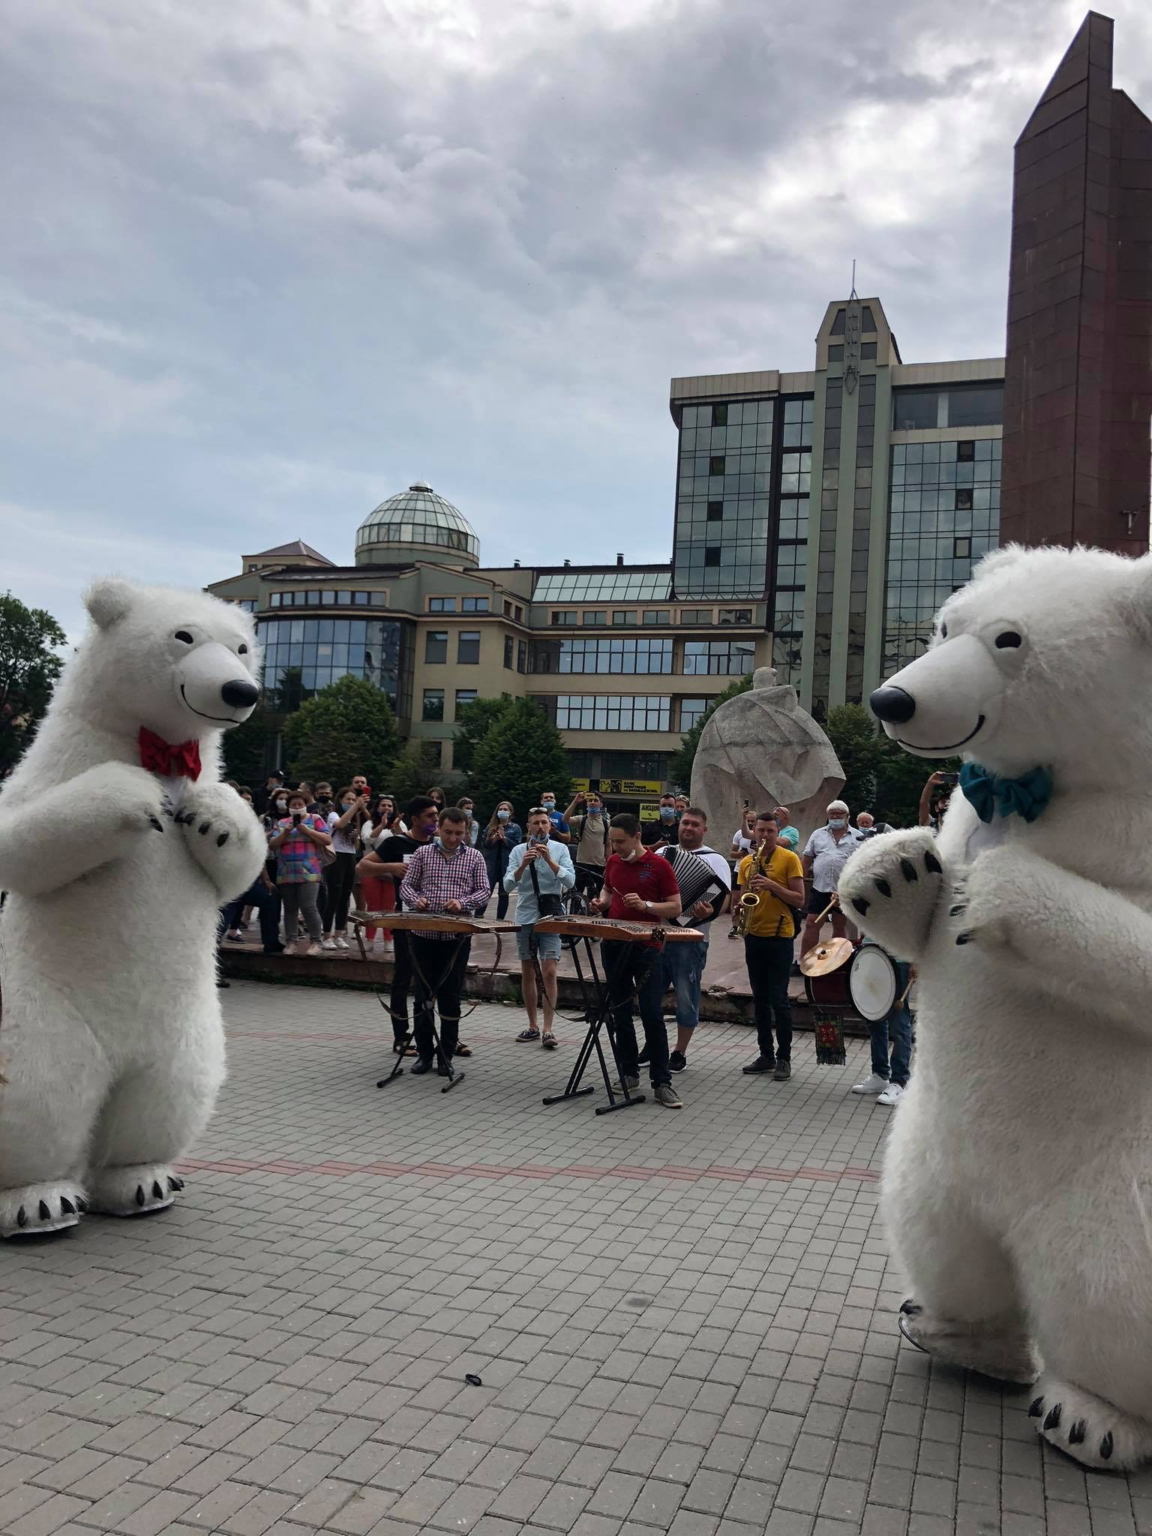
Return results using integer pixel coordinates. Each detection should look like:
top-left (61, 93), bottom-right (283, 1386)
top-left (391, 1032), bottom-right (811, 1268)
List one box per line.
top-left (425, 630), bottom-right (448, 664)
top-left (830, 309), bottom-right (846, 336)
top-left (504, 635), bottom-right (514, 669)
top-left (781, 451), bottom-right (812, 494)
top-left (428, 741), bottom-right (442, 768)
top-left (893, 383), bottom-right (1004, 431)
top-left (861, 305), bottom-right (876, 333)
top-left (953, 537), bottom-right (971, 559)
top-left (704, 547), bottom-right (721, 567)
top-left (237, 599), bottom-right (258, 613)
top-left (514, 605), bottom-right (524, 622)
top-left (455, 689), bottom-right (477, 716)
top-left (503, 599), bottom-right (513, 616)
top-left (827, 345), bottom-right (844, 362)
top-left (612, 610), bottom-right (638, 626)
top-left (958, 440), bottom-right (975, 461)
top-left (709, 456), bottom-right (725, 476)
top-left (529, 637), bottom-right (673, 675)
top-left (712, 403), bottom-right (728, 426)
top-left (642, 610), bottom-right (670, 625)
top-left (354, 592), bottom-right (372, 605)
top-left (551, 610), bottom-right (578, 626)
top-left (429, 597), bottom-right (457, 613)
top-left (583, 610), bottom-right (606, 626)
top-left (422, 689), bottom-right (444, 722)
top-left (719, 608), bottom-right (753, 625)
top-left (956, 489), bottom-right (973, 510)
top-left (554, 695), bottom-right (672, 732)
top-left (517, 640), bottom-right (527, 673)
top-left (320, 590), bottom-right (335, 606)
top-left (680, 698), bottom-right (709, 731)
top-left (860, 342), bottom-right (877, 360)
top-left (533, 571), bottom-right (671, 602)
top-left (684, 639), bottom-right (756, 675)
top-left (679, 609), bottom-right (713, 624)
top-left (458, 631), bottom-right (481, 665)
top-left (462, 596), bottom-right (489, 612)
top-left (707, 501), bottom-right (723, 520)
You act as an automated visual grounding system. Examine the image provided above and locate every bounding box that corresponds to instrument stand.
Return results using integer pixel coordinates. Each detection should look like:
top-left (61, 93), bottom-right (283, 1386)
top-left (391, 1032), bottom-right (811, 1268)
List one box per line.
top-left (372, 929), bottom-right (467, 1094)
top-left (543, 936), bottom-right (654, 1115)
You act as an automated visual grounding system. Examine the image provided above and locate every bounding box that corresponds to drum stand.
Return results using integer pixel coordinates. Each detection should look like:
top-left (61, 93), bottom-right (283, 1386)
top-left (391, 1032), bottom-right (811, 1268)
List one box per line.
top-left (543, 937), bottom-right (658, 1115)
top-left (375, 934), bottom-right (468, 1094)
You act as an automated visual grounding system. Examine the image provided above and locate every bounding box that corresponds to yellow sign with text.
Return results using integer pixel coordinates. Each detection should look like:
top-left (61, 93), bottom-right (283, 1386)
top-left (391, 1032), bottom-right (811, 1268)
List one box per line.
top-left (570, 777), bottom-right (665, 798)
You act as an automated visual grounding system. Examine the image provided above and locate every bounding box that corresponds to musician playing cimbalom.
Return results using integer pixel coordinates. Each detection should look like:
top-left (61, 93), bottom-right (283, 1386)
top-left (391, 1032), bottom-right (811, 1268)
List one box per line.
top-left (652, 807), bottom-right (731, 1074)
top-left (738, 813), bottom-right (806, 1081)
top-left (504, 807), bottom-right (576, 1048)
top-left (398, 807), bottom-right (492, 1075)
top-left (591, 814), bottom-right (684, 1109)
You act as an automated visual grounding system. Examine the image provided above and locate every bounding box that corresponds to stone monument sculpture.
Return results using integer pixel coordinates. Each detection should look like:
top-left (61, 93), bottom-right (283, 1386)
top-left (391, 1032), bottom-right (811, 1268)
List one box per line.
top-left (690, 668), bottom-right (844, 846)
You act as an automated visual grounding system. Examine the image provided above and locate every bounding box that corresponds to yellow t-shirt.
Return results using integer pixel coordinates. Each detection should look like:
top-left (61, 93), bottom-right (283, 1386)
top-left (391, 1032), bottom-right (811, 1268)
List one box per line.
top-left (737, 847), bottom-right (805, 939)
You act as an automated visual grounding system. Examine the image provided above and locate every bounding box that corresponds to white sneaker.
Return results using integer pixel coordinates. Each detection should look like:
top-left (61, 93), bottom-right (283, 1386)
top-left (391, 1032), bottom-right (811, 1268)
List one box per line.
top-left (877, 1083), bottom-right (905, 1106)
top-left (851, 1073), bottom-right (889, 1095)
top-left (333, 935), bottom-right (350, 950)
top-left (320, 938), bottom-right (338, 951)
top-left (305, 943), bottom-right (324, 958)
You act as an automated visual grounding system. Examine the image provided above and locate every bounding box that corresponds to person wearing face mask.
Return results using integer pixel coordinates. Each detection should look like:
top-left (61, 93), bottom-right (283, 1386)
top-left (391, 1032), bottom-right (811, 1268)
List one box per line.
top-left (563, 790), bottom-right (608, 903)
top-left (800, 800), bottom-right (862, 960)
top-left (321, 786), bottom-right (369, 950)
top-left (642, 794), bottom-right (680, 849)
top-left (537, 791), bottom-right (570, 843)
top-left (483, 802), bottom-right (523, 920)
top-left (456, 797), bottom-right (480, 847)
top-left (256, 770), bottom-right (285, 817)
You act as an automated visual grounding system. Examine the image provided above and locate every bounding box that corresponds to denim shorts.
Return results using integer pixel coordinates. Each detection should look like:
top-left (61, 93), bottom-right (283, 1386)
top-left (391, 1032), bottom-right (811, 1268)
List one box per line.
top-left (516, 927), bottom-right (562, 962)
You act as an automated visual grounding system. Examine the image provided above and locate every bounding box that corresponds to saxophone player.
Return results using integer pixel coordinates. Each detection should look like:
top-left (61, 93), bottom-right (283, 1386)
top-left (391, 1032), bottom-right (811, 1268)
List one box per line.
top-left (737, 814), bottom-right (806, 1081)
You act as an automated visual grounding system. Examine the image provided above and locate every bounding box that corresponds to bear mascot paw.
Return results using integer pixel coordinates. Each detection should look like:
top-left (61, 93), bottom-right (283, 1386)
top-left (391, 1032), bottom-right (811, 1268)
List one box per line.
top-left (839, 544), bottom-right (1152, 1471)
top-left (0, 577), bottom-right (267, 1238)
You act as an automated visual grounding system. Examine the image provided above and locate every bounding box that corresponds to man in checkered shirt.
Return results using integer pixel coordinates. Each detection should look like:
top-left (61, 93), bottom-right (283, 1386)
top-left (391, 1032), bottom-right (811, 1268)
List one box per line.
top-left (399, 807), bottom-right (492, 1074)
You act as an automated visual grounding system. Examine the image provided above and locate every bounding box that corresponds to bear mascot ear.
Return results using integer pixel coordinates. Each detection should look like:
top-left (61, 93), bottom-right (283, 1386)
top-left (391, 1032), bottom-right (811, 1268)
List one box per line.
top-left (84, 577), bottom-right (136, 630)
top-left (970, 544), bottom-right (1028, 582)
top-left (1123, 555), bottom-right (1152, 647)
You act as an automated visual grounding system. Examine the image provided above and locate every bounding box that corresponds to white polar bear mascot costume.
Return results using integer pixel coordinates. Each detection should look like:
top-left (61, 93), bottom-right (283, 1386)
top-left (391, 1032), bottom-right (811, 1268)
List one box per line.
top-left (0, 578), bottom-right (267, 1239)
top-left (838, 544), bottom-right (1152, 1472)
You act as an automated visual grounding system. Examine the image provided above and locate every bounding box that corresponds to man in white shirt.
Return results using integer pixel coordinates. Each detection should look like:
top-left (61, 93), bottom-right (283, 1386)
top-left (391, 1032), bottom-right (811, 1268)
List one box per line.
top-left (646, 807), bottom-right (731, 1074)
top-left (800, 800), bottom-right (863, 959)
top-left (504, 808), bottom-right (576, 1047)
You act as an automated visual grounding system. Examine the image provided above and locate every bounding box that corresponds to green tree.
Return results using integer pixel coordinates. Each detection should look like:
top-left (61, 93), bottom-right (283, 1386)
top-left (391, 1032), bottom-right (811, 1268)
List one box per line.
top-left (222, 702), bottom-right (275, 786)
top-left (282, 675), bottom-right (401, 789)
top-left (825, 702), bottom-right (957, 828)
top-left (0, 592), bottom-right (67, 775)
top-left (470, 699), bottom-right (571, 826)
top-left (388, 738), bottom-right (440, 809)
top-left (667, 673), bottom-right (754, 790)
top-left (454, 695), bottom-right (515, 778)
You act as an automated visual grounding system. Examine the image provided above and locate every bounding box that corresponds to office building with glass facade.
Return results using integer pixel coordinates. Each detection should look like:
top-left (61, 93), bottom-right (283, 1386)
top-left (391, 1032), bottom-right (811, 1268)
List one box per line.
top-left (669, 298), bottom-right (1005, 719)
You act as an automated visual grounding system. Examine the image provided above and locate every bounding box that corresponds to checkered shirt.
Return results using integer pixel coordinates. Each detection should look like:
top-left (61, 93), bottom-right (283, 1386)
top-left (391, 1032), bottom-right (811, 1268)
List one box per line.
top-left (399, 842), bottom-right (492, 939)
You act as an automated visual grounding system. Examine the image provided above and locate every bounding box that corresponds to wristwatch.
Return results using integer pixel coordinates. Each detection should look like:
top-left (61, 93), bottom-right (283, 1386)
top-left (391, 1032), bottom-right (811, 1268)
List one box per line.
top-left (645, 900), bottom-right (652, 911)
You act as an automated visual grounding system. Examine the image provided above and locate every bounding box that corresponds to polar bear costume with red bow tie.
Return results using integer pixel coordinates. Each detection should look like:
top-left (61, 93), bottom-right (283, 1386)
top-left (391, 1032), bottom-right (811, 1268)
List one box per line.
top-left (0, 578), bottom-right (266, 1238)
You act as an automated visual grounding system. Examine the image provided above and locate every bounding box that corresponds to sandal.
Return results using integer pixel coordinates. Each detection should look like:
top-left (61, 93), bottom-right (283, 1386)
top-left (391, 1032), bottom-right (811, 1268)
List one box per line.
top-left (516, 1028), bottom-right (541, 1043)
top-left (392, 1038), bottom-right (416, 1056)
top-left (541, 1033), bottom-right (558, 1049)
top-left (454, 1042), bottom-right (472, 1057)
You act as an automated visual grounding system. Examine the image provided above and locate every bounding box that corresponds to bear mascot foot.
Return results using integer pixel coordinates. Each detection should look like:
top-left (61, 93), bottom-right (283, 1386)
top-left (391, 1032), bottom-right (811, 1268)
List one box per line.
top-left (898, 1299), bottom-right (1041, 1385)
top-left (0, 1181), bottom-right (88, 1239)
top-left (838, 829), bottom-right (948, 961)
top-left (87, 1163), bottom-right (184, 1217)
top-left (1030, 1380), bottom-right (1152, 1471)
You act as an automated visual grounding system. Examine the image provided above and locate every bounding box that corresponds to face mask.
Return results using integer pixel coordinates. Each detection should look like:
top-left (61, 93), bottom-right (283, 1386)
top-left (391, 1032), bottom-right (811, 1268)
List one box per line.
top-left (275, 799), bottom-right (287, 810)
top-left (660, 807), bottom-right (676, 821)
top-left (829, 818), bottom-right (847, 829)
top-left (621, 847), bottom-right (639, 863)
top-left (587, 806), bottom-right (601, 816)
top-left (497, 809), bottom-right (510, 821)
top-left (542, 800), bottom-right (555, 810)
top-left (341, 802), bottom-right (354, 811)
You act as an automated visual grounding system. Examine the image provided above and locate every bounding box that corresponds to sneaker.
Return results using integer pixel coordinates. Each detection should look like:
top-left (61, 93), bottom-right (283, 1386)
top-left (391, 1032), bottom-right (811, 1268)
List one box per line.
top-left (742, 1056), bottom-right (775, 1074)
top-left (616, 1073), bottom-right (641, 1094)
top-left (851, 1073), bottom-right (889, 1096)
top-left (877, 1083), bottom-right (905, 1106)
top-left (225, 931), bottom-right (244, 943)
top-left (654, 1083), bottom-right (682, 1110)
top-left (320, 938), bottom-right (338, 952)
top-left (410, 1057), bottom-right (434, 1075)
top-left (333, 935), bottom-right (350, 950)
top-left (669, 1050), bottom-right (687, 1073)
top-left (773, 1061), bottom-right (791, 1081)
top-left (305, 943), bottom-right (324, 958)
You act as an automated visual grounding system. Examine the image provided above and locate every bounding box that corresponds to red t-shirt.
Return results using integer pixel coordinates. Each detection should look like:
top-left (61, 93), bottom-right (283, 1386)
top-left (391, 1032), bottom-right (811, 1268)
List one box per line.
top-left (603, 849), bottom-right (680, 923)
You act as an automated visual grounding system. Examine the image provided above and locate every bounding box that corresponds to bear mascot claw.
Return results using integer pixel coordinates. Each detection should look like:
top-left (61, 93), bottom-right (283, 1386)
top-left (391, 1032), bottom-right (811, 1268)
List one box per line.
top-left (0, 578), bottom-right (267, 1239)
top-left (838, 544), bottom-right (1152, 1472)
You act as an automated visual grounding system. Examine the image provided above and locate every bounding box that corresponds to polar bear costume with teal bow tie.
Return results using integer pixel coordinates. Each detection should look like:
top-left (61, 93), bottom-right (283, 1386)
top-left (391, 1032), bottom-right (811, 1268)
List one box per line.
top-left (838, 543), bottom-right (1152, 1473)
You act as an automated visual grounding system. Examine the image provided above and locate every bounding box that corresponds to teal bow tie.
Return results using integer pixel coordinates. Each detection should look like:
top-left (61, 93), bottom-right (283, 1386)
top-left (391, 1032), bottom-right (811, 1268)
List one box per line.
top-left (958, 762), bottom-right (1053, 825)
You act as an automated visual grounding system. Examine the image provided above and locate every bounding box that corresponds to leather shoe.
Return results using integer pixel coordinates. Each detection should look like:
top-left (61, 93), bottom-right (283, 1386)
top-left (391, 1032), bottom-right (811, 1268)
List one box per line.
top-left (410, 1057), bottom-right (434, 1075)
top-left (742, 1056), bottom-right (775, 1074)
top-left (773, 1061), bottom-right (792, 1080)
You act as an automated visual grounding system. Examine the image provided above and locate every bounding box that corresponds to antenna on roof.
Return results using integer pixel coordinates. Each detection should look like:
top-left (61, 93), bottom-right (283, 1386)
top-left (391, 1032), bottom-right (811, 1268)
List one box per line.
top-left (850, 259), bottom-right (858, 300)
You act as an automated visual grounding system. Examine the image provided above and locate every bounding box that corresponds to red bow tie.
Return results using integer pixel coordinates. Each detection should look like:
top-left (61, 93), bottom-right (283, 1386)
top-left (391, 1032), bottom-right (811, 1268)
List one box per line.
top-left (139, 726), bottom-right (202, 780)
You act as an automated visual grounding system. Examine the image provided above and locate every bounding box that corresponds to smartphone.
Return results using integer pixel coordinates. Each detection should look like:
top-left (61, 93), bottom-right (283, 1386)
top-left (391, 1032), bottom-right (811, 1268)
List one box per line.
top-left (292, 812), bottom-right (303, 825)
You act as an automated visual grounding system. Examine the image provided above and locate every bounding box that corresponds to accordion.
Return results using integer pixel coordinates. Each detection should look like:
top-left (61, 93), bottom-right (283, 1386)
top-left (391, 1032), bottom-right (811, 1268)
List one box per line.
top-left (660, 845), bottom-right (731, 928)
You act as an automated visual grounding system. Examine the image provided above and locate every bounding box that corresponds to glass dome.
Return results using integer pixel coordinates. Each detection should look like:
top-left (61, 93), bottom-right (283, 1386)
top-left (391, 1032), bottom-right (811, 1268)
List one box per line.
top-left (356, 482), bottom-right (480, 567)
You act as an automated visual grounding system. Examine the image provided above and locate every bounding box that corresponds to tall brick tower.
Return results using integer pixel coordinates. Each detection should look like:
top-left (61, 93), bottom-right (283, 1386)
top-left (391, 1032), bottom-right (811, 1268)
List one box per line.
top-left (1000, 11), bottom-right (1152, 556)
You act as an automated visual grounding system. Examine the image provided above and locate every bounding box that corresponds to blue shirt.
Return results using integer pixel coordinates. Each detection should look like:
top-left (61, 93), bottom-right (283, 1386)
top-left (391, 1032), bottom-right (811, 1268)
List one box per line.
top-left (504, 838), bottom-right (575, 924)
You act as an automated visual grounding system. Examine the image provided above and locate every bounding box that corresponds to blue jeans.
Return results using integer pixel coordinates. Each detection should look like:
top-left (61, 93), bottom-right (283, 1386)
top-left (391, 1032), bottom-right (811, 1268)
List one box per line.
top-left (869, 962), bottom-right (912, 1085)
top-left (220, 879), bottom-right (282, 951)
top-left (660, 938), bottom-right (708, 1034)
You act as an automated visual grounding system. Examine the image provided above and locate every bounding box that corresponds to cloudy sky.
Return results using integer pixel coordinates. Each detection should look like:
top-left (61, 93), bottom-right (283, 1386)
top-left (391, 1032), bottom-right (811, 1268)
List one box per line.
top-left (3, 0), bottom-right (1150, 635)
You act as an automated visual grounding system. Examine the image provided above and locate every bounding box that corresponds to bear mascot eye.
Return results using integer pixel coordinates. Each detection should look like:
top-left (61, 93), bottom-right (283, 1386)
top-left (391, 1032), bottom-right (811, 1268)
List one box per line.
top-left (238, 644), bottom-right (248, 655)
top-left (174, 631), bottom-right (194, 644)
top-left (995, 631), bottom-right (1022, 649)
top-left (939, 623), bottom-right (948, 639)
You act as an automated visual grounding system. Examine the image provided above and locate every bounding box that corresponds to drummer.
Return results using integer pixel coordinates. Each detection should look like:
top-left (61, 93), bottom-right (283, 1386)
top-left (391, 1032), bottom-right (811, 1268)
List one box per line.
top-left (799, 800), bottom-right (863, 960)
top-left (851, 962), bottom-right (913, 1107)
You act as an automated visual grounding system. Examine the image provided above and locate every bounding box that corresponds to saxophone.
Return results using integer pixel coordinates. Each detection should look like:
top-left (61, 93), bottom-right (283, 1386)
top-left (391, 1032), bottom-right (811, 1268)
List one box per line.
top-left (735, 842), bottom-right (768, 938)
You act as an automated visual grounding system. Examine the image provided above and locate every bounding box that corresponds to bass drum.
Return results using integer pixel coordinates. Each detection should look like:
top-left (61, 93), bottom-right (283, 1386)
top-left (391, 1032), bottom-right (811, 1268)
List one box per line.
top-left (848, 941), bottom-right (899, 1022)
top-left (804, 947), bottom-right (854, 1009)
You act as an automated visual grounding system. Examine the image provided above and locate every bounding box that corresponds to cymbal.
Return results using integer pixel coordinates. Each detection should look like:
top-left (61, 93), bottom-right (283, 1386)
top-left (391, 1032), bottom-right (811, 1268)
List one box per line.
top-left (800, 938), bottom-right (855, 977)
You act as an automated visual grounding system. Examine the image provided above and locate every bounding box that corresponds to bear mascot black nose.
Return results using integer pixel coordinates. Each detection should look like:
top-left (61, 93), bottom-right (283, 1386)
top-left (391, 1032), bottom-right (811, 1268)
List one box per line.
top-left (221, 678), bottom-right (260, 708)
top-left (869, 685), bottom-right (916, 724)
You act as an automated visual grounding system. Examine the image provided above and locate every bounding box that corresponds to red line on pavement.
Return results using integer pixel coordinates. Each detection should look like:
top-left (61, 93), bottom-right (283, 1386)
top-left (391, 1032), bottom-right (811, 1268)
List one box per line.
top-left (177, 1157), bottom-right (878, 1187)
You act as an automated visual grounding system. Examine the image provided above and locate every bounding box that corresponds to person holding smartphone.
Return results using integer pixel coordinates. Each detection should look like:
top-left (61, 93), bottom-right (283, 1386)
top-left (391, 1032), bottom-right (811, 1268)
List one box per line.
top-left (269, 790), bottom-right (332, 955)
top-left (918, 770), bottom-right (955, 833)
top-left (505, 808), bottom-right (575, 1047)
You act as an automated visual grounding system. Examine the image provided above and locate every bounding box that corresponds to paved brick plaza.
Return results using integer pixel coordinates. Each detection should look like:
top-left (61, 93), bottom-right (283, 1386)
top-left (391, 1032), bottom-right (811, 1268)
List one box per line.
top-left (1, 984), bottom-right (1147, 1536)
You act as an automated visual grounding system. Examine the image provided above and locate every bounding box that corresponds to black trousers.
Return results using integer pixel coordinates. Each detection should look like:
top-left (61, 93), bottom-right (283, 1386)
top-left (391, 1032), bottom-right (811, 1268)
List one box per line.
top-left (322, 851), bottom-right (357, 933)
top-left (411, 935), bottom-right (471, 1061)
top-left (220, 880), bottom-right (282, 951)
top-left (389, 929), bottom-right (415, 1042)
top-left (744, 934), bottom-right (794, 1062)
top-left (602, 940), bottom-right (670, 1087)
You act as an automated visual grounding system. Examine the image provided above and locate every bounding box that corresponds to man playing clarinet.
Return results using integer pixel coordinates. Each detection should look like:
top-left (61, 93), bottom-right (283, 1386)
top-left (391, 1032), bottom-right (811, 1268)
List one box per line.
top-left (399, 807), bottom-right (492, 1075)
